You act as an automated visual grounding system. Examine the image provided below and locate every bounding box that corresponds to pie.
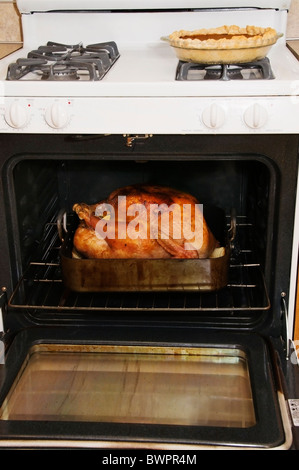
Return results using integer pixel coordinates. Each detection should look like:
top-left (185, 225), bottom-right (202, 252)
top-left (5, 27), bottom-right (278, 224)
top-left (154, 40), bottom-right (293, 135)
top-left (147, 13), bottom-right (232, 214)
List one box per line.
top-left (168, 25), bottom-right (278, 50)
top-left (166, 25), bottom-right (279, 64)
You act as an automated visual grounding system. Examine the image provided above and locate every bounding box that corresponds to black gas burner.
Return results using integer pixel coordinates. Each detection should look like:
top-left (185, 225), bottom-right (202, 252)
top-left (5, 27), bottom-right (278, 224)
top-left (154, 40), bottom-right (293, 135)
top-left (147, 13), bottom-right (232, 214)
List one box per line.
top-left (6, 41), bottom-right (120, 81)
top-left (176, 57), bottom-right (275, 81)
top-left (40, 63), bottom-right (85, 81)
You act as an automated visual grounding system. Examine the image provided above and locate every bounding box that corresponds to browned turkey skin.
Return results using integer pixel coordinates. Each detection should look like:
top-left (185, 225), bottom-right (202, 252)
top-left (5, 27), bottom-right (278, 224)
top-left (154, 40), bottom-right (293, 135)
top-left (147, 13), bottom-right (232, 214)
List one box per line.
top-left (72, 184), bottom-right (218, 259)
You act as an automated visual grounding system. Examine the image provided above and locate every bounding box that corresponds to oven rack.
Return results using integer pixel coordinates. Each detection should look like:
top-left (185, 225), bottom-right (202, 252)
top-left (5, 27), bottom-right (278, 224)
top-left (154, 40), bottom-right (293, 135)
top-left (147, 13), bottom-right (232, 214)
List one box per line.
top-left (8, 215), bottom-right (270, 314)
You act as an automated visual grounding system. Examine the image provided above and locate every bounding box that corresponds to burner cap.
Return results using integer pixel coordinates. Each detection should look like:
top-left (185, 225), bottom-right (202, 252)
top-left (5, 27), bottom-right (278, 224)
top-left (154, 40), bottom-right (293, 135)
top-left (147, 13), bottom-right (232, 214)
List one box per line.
top-left (41, 64), bottom-right (79, 81)
top-left (204, 64), bottom-right (244, 80)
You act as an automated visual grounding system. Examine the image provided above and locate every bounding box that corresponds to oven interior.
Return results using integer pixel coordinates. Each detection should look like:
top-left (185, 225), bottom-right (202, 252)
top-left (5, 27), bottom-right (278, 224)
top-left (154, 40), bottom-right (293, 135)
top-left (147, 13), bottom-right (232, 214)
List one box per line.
top-left (5, 151), bottom-right (273, 330)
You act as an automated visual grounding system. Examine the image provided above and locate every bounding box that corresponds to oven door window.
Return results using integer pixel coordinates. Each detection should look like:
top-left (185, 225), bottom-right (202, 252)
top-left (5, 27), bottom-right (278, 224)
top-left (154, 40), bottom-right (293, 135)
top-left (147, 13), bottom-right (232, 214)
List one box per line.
top-left (0, 344), bottom-right (255, 428)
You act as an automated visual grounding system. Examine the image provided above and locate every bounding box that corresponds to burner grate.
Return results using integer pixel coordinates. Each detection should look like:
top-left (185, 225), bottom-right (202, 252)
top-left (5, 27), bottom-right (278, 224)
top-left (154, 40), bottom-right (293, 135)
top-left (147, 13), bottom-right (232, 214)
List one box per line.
top-left (6, 41), bottom-right (120, 81)
top-left (176, 57), bottom-right (275, 81)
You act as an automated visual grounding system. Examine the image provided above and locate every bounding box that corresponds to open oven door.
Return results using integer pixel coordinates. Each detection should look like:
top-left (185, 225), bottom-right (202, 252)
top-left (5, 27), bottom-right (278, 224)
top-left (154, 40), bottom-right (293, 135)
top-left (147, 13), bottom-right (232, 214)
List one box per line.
top-left (0, 326), bottom-right (294, 450)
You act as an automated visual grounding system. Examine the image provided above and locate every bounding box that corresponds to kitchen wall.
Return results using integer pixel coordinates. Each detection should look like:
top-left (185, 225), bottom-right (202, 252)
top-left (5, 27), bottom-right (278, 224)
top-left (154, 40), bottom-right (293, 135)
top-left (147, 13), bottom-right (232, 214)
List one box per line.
top-left (1, 0), bottom-right (299, 42)
top-left (0, 1), bottom-right (22, 42)
top-left (288, 0), bottom-right (299, 38)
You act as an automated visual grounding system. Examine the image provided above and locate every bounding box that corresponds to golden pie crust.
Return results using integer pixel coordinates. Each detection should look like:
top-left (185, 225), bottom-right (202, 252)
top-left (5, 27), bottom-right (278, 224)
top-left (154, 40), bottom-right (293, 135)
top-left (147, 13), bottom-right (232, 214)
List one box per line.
top-left (167, 25), bottom-right (279, 64)
top-left (169, 25), bottom-right (278, 50)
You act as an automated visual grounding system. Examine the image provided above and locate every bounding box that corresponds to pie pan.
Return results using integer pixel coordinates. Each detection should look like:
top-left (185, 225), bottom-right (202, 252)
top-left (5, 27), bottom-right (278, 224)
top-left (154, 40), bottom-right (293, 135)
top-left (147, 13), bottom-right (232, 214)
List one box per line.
top-left (162, 25), bottom-right (282, 64)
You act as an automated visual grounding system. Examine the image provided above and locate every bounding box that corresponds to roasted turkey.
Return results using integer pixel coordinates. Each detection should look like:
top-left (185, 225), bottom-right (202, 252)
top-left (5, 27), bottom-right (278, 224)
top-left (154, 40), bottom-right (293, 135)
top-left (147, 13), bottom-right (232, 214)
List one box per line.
top-left (72, 184), bottom-right (219, 259)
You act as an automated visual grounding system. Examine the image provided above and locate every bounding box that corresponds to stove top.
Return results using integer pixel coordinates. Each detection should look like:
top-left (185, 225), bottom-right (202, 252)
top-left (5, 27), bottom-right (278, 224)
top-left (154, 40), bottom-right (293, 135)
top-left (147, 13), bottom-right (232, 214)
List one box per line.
top-left (6, 41), bottom-right (120, 81)
top-left (7, 43), bottom-right (275, 83)
top-left (0, 5), bottom-right (299, 134)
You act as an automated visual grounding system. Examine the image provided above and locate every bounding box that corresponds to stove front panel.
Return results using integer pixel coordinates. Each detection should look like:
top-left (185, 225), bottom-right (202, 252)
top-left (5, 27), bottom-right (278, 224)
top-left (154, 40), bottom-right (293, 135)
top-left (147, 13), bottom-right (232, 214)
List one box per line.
top-left (1, 95), bottom-right (299, 134)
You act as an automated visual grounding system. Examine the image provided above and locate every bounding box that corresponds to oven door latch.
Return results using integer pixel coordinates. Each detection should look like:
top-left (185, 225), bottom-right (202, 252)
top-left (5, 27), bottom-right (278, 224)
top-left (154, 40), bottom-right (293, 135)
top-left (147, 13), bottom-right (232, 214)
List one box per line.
top-left (123, 134), bottom-right (153, 148)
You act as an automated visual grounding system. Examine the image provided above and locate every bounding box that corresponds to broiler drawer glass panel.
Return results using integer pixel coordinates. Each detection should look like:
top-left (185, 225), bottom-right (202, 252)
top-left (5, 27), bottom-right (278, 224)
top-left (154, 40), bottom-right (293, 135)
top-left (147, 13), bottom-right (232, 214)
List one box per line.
top-left (0, 345), bottom-right (256, 427)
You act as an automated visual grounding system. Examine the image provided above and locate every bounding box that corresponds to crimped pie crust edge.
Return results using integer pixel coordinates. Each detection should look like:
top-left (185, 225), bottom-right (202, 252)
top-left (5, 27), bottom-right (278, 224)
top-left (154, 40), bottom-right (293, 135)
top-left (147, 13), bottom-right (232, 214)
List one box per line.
top-left (168, 25), bottom-right (278, 50)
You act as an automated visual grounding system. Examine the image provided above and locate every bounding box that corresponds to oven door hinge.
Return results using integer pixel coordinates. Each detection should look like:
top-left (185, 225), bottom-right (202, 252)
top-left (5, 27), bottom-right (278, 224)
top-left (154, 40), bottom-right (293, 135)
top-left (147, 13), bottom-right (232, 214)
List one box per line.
top-left (0, 288), bottom-right (8, 335)
top-left (288, 399), bottom-right (299, 427)
top-left (281, 291), bottom-right (291, 360)
top-left (0, 288), bottom-right (7, 365)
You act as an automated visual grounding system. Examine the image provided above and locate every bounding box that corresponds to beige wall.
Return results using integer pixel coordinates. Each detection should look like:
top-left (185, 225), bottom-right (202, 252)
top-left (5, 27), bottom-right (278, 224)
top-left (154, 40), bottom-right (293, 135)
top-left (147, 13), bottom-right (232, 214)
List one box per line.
top-left (0, 1), bottom-right (22, 42)
top-left (287, 0), bottom-right (299, 38)
top-left (1, 0), bottom-right (299, 42)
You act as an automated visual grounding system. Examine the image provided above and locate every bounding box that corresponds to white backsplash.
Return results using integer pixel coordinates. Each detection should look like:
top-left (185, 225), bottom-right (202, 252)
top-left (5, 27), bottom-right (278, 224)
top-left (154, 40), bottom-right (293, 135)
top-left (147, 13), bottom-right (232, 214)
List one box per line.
top-left (1, 0), bottom-right (299, 42)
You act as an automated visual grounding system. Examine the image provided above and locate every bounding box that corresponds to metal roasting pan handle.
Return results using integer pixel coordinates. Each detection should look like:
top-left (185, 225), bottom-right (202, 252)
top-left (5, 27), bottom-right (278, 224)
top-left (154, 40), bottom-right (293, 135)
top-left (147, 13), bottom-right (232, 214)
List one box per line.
top-left (57, 209), bottom-right (68, 242)
top-left (228, 208), bottom-right (237, 246)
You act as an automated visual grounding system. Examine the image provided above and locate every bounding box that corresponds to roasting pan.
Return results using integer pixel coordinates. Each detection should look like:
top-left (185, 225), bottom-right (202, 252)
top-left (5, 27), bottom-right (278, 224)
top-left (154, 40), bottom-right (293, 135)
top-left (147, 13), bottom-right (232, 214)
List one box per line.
top-left (59, 206), bottom-right (233, 293)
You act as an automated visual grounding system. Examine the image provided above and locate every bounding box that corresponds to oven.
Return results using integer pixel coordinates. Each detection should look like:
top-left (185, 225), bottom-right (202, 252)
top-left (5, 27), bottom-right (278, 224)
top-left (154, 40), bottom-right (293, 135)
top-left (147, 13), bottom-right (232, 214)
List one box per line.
top-left (0, 0), bottom-right (298, 450)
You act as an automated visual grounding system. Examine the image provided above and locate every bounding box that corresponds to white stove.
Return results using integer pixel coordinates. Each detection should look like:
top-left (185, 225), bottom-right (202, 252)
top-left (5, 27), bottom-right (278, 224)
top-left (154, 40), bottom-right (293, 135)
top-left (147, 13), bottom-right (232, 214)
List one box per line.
top-left (0, 1), bottom-right (299, 451)
top-left (0, 0), bottom-right (299, 134)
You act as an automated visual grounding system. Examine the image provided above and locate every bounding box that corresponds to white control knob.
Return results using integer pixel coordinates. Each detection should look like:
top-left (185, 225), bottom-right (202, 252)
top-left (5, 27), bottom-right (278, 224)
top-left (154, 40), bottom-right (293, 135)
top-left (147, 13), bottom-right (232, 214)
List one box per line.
top-left (45, 102), bottom-right (69, 129)
top-left (244, 103), bottom-right (268, 129)
top-left (202, 103), bottom-right (225, 129)
top-left (5, 102), bottom-right (29, 129)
